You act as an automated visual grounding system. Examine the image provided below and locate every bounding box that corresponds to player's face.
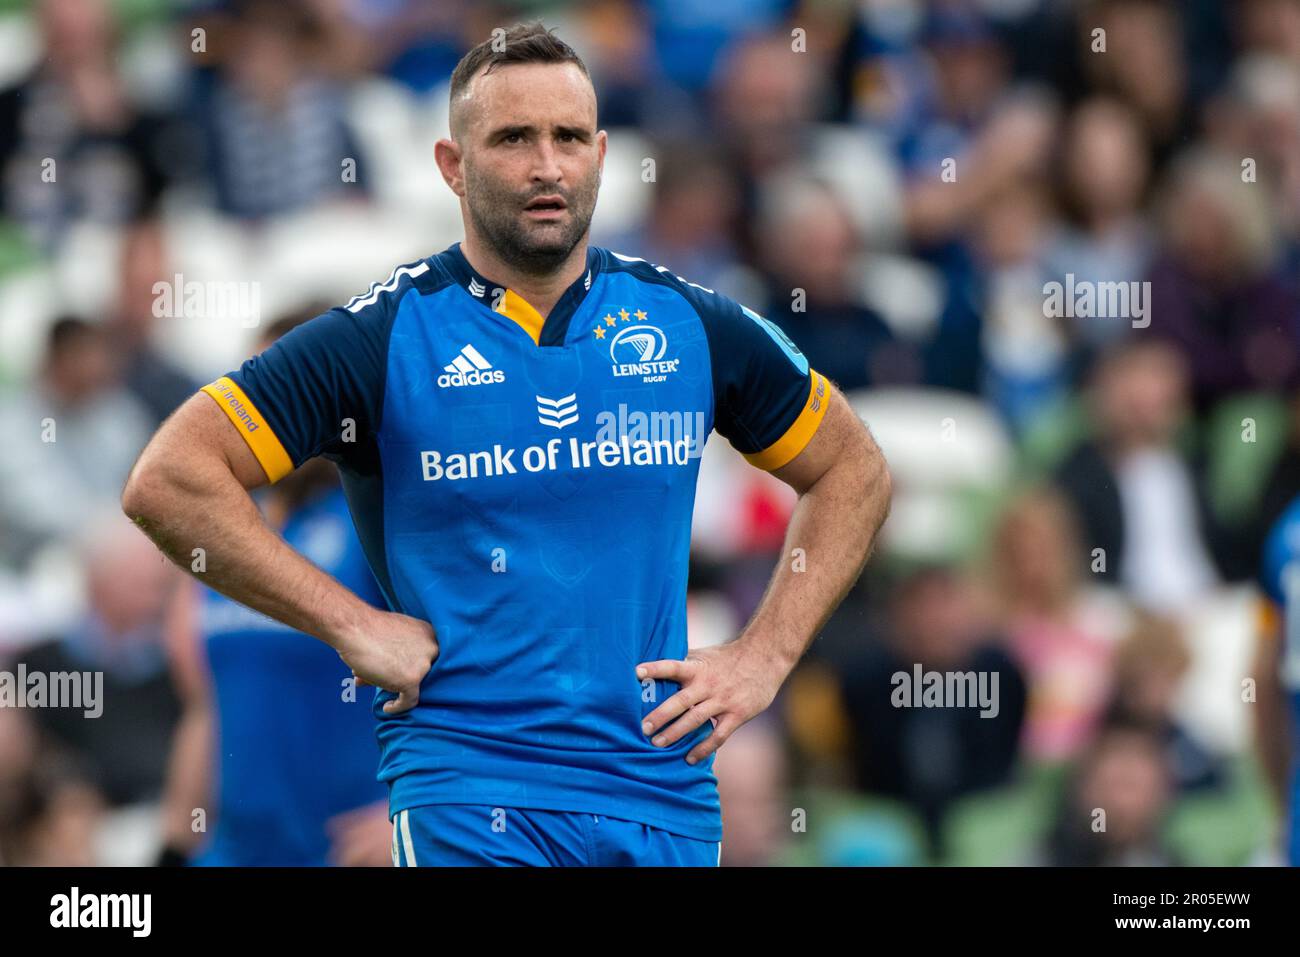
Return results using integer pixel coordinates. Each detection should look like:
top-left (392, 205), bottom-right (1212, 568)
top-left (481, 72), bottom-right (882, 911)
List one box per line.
top-left (457, 62), bottom-right (605, 275)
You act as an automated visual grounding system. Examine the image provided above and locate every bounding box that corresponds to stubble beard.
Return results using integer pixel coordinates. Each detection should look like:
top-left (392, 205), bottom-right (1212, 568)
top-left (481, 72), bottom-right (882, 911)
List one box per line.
top-left (464, 165), bottom-right (601, 278)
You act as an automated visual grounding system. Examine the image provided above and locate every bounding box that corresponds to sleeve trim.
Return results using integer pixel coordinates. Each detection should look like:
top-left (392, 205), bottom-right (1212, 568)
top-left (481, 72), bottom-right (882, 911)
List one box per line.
top-left (743, 369), bottom-right (829, 471)
top-left (200, 376), bottom-right (295, 483)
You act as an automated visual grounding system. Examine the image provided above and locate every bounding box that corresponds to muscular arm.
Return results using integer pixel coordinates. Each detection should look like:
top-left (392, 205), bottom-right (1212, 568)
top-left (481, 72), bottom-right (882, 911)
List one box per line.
top-left (639, 382), bottom-right (891, 762)
top-left (123, 393), bottom-right (372, 643)
top-left (744, 383), bottom-right (892, 671)
top-left (121, 393), bottom-right (436, 712)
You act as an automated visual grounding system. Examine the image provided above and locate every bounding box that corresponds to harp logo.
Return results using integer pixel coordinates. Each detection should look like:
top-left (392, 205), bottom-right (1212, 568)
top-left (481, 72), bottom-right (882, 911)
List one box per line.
top-left (607, 323), bottom-right (679, 382)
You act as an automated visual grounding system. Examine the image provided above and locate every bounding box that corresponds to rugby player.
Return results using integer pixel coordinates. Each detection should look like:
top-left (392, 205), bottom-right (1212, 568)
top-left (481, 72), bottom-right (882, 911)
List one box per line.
top-left (123, 22), bottom-right (892, 866)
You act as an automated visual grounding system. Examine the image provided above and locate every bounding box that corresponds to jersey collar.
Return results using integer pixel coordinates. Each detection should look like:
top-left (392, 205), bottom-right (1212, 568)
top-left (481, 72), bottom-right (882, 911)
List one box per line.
top-left (437, 242), bottom-right (603, 347)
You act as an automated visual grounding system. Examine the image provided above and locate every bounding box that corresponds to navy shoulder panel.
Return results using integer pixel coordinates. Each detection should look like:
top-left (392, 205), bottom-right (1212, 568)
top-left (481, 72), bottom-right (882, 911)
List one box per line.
top-left (601, 250), bottom-right (819, 461)
top-left (224, 257), bottom-right (450, 469)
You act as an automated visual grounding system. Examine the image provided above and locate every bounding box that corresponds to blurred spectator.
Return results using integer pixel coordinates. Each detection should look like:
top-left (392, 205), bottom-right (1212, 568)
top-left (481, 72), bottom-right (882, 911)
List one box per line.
top-left (1147, 148), bottom-right (1300, 410)
top-left (866, 5), bottom-right (1059, 400)
top-left (330, 0), bottom-right (473, 94)
top-left (1036, 722), bottom-right (1181, 866)
top-left (1074, 0), bottom-right (1198, 170)
top-left (1104, 614), bottom-right (1225, 792)
top-left (0, 0), bottom-right (193, 251)
top-left (108, 220), bottom-right (198, 425)
top-left (975, 179), bottom-right (1068, 430)
top-left (1238, 0), bottom-right (1300, 60)
top-left (604, 141), bottom-right (741, 292)
top-left (894, 5), bottom-right (1017, 178)
top-left (0, 317), bottom-right (153, 568)
top-left (837, 565), bottom-right (1026, 855)
top-left (991, 488), bottom-right (1129, 764)
top-left (1053, 339), bottom-right (1237, 608)
top-left (897, 24), bottom-right (1056, 246)
top-left (16, 514), bottom-right (182, 807)
top-left (711, 31), bottom-right (826, 188)
top-left (1045, 97), bottom-right (1155, 354)
top-left (16, 775), bottom-right (104, 866)
top-left (194, 0), bottom-right (369, 219)
top-left (899, 78), bottom-right (1059, 391)
top-left (647, 0), bottom-right (793, 98)
top-left (714, 717), bottom-right (789, 866)
top-left (0, 708), bottom-right (41, 863)
top-left (1204, 50), bottom-right (1300, 271)
top-left (568, 0), bottom-right (662, 129)
top-left (0, 708), bottom-right (104, 867)
top-left (756, 176), bottom-right (916, 392)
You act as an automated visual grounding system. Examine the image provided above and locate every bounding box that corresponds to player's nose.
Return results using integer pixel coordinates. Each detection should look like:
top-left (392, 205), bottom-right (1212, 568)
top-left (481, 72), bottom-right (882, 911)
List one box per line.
top-left (529, 138), bottom-right (564, 185)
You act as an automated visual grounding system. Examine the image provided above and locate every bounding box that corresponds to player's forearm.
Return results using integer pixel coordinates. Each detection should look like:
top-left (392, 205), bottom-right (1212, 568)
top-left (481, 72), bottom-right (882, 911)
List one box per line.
top-left (122, 447), bottom-right (374, 651)
top-left (739, 444), bottom-right (891, 675)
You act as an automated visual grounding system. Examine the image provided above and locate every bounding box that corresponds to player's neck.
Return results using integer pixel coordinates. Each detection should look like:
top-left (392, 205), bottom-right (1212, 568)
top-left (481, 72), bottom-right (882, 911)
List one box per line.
top-left (460, 235), bottom-right (589, 319)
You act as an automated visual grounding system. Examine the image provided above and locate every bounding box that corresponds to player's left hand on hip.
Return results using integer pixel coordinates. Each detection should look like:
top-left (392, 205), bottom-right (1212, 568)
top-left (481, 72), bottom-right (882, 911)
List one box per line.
top-left (635, 642), bottom-right (783, 765)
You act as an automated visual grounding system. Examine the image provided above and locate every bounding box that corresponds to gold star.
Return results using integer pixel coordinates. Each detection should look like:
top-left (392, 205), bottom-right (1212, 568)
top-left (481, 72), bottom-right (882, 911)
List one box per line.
top-left (604, 314), bottom-right (617, 326)
top-left (619, 308), bottom-right (630, 322)
top-left (634, 309), bottom-right (647, 321)
top-left (594, 325), bottom-right (606, 339)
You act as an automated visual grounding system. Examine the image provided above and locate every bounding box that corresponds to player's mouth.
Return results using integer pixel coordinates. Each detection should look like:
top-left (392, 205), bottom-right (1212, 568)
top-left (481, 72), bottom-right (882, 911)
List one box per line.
top-left (523, 195), bottom-right (568, 220)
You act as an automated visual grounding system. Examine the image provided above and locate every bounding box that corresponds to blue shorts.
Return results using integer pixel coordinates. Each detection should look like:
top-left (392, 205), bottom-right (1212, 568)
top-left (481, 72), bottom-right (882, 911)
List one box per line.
top-left (390, 804), bottom-right (721, 867)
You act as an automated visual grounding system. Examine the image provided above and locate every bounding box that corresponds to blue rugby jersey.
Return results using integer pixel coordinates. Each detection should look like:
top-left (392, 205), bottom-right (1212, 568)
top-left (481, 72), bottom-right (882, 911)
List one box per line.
top-left (1260, 495), bottom-right (1300, 866)
top-left (195, 485), bottom-right (387, 866)
top-left (201, 243), bottom-right (829, 841)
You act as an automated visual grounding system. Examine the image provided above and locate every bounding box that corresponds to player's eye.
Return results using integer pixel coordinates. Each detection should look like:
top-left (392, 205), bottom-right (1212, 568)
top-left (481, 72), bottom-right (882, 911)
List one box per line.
top-left (503, 132), bottom-right (524, 144)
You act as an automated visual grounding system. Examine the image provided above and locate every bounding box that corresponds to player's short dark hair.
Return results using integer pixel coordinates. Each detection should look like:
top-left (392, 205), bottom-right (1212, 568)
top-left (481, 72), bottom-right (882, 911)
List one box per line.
top-left (448, 21), bottom-right (590, 114)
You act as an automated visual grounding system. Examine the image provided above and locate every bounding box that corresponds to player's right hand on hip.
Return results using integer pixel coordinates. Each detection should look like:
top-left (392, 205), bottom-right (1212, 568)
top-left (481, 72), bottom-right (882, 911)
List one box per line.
top-left (340, 611), bottom-right (439, 714)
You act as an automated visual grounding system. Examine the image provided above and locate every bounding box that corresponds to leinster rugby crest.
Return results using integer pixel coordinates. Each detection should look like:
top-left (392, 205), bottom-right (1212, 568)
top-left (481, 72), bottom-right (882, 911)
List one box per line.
top-left (591, 307), bottom-right (680, 383)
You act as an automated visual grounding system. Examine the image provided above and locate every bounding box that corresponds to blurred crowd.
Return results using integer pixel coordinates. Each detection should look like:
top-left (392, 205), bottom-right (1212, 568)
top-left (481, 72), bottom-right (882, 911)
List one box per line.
top-left (0, 0), bottom-right (1298, 866)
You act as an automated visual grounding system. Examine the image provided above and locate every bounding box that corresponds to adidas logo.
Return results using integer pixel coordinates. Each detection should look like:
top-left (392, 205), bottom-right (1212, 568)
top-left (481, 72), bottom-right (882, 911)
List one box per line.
top-left (536, 393), bottom-right (578, 429)
top-left (467, 277), bottom-right (486, 298)
top-left (438, 344), bottom-right (505, 388)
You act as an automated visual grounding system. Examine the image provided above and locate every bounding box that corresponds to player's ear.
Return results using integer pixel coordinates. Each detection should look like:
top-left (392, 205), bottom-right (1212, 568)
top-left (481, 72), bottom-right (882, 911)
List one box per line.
top-left (596, 129), bottom-right (608, 173)
top-left (434, 138), bottom-right (466, 197)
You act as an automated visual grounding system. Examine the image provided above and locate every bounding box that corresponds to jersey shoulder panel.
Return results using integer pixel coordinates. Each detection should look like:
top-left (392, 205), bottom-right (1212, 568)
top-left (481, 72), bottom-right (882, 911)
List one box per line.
top-left (342, 256), bottom-right (448, 319)
top-left (600, 249), bottom-right (828, 469)
top-left (204, 257), bottom-right (452, 480)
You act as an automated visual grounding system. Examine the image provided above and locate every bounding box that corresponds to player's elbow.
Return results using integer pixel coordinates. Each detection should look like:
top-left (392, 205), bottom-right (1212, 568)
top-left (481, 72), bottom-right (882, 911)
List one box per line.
top-left (121, 441), bottom-right (181, 528)
top-left (121, 457), bottom-right (164, 527)
top-left (873, 443), bottom-right (893, 507)
top-left (859, 429), bottom-right (892, 530)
